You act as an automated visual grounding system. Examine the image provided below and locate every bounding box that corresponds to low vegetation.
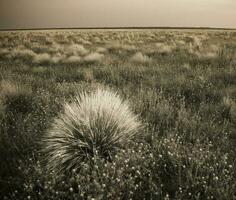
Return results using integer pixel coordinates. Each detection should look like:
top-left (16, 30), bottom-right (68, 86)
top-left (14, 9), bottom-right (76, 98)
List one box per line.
top-left (0, 29), bottom-right (236, 199)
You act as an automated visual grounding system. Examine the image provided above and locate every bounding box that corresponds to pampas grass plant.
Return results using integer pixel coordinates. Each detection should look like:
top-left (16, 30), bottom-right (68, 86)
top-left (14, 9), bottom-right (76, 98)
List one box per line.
top-left (155, 43), bottom-right (175, 54)
top-left (64, 55), bottom-right (82, 64)
top-left (66, 44), bottom-right (88, 56)
top-left (84, 52), bottom-right (104, 63)
top-left (11, 48), bottom-right (37, 61)
top-left (33, 53), bottom-right (51, 64)
top-left (43, 88), bottom-right (142, 174)
top-left (0, 80), bottom-right (32, 100)
top-left (131, 52), bottom-right (151, 63)
top-left (0, 80), bottom-right (32, 114)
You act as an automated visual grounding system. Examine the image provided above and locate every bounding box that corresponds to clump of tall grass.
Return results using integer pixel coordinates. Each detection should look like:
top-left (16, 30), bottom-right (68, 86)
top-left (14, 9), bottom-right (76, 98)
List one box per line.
top-left (0, 48), bottom-right (10, 59)
top-left (96, 47), bottom-right (107, 53)
top-left (66, 44), bottom-right (88, 56)
top-left (31, 66), bottom-right (47, 74)
top-left (108, 43), bottom-right (136, 51)
top-left (83, 52), bottom-right (104, 63)
top-left (11, 48), bottom-right (37, 61)
top-left (195, 44), bottom-right (221, 59)
top-left (63, 55), bottom-right (82, 64)
top-left (131, 52), bottom-right (151, 63)
top-left (222, 96), bottom-right (236, 122)
top-left (0, 80), bottom-right (35, 157)
top-left (33, 53), bottom-right (52, 64)
top-left (155, 43), bottom-right (175, 54)
top-left (43, 88), bottom-right (142, 174)
top-left (0, 80), bottom-right (32, 114)
top-left (78, 68), bottom-right (94, 82)
top-left (0, 80), bottom-right (31, 98)
top-left (33, 52), bottom-right (63, 64)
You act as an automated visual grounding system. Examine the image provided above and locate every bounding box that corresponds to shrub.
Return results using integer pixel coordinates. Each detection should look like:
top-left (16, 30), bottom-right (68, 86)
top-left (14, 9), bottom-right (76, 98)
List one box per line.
top-left (0, 80), bottom-right (32, 113)
top-left (11, 48), bottom-right (37, 62)
top-left (66, 44), bottom-right (88, 56)
top-left (96, 47), bottom-right (107, 53)
top-left (0, 80), bottom-right (33, 124)
top-left (83, 52), bottom-right (104, 63)
top-left (0, 80), bottom-right (35, 160)
top-left (32, 66), bottom-right (47, 74)
top-left (0, 48), bottom-right (10, 59)
top-left (222, 96), bottom-right (236, 122)
top-left (64, 55), bottom-right (82, 64)
top-left (155, 43), bottom-right (175, 54)
top-left (130, 52), bottom-right (151, 63)
top-left (43, 88), bottom-right (143, 174)
top-left (78, 69), bottom-right (94, 82)
top-left (33, 53), bottom-right (52, 65)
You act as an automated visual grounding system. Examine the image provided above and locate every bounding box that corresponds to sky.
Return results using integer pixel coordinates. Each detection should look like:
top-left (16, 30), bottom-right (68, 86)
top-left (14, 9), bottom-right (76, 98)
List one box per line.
top-left (0, 0), bottom-right (236, 29)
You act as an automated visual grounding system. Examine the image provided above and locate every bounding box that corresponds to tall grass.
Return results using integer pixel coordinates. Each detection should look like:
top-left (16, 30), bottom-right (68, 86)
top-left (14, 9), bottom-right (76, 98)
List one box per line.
top-left (43, 88), bottom-right (142, 174)
top-left (131, 52), bottom-right (152, 63)
top-left (0, 29), bottom-right (236, 199)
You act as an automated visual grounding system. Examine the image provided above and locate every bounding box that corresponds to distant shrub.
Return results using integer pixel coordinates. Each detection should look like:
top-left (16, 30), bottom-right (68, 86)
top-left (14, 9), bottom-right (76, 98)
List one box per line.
top-left (108, 43), bottom-right (136, 52)
top-left (31, 66), bottom-right (47, 74)
top-left (0, 80), bottom-right (35, 158)
top-left (79, 69), bottom-right (94, 82)
top-left (192, 36), bottom-right (202, 49)
top-left (175, 40), bottom-right (186, 46)
top-left (64, 55), bottom-right (82, 64)
top-left (155, 43), bottom-right (175, 54)
top-left (96, 47), bottom-right (107, 53)
top-left (0, 48), bottom-right (10, 59)
top-left (43, 88), bottom-right (143, 174)
top-left (1, 80), bottom-right (31, 96)
top-left (66, 44), bottom-right (88, 56)
top-left (51, 54), bottom-right (62, 64)
top-left (11, 48), bottom-right (37, 62)
top-left (27, 51), bottom-right (62, 64)
top-left (83, 52), bottom-right (104, 63)
top-left (194, 44), bottom-right (221, 59)
top-left (131, 52), bottom-right (151, 63)
top-left (79, 39), bottom-right (92, 45)
top-left (0, 80), bottom-right (32, 114)
top-left (33, 53), bottom-right (52, 65)
top-left (222, 96), bottom-right (236, 122)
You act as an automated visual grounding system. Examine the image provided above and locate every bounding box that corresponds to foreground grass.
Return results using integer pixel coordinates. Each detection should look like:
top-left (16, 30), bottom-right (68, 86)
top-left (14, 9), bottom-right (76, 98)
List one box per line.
top-left (0, 30), bottom-right (236, 199)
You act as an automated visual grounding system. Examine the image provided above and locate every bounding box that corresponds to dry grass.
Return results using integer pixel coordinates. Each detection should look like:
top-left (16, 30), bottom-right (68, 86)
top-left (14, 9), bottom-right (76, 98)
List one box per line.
top-left (66, 44), bottom-right (88, 56)
top-left (131, 52), bottom-right (151, 63)
top-left (43, 88), bottom-right (142, 174)
top-left (83, 52), bottom-right (104, 63)
top-left (1, 30), bottom-right (236, 199)
top-left (0, 80), bottom-right (31, 98)
top-left (64, 55), bottom-right (82, 64)
top-left (155, 43), bottom-right (175, 54)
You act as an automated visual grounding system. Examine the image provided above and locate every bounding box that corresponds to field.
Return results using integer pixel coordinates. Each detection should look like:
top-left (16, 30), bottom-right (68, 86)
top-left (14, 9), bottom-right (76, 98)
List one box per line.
top-left (0, 29), bottom-right (236, 199)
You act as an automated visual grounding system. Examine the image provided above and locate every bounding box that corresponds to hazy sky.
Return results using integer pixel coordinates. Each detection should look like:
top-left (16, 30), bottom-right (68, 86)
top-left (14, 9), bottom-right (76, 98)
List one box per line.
top-left (0, 0), bottom-right (236, 29)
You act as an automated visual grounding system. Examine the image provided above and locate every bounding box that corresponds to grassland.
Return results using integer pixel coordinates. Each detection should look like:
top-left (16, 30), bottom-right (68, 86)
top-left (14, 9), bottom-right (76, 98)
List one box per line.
top-left (0, 29), bottom-right (236, 199)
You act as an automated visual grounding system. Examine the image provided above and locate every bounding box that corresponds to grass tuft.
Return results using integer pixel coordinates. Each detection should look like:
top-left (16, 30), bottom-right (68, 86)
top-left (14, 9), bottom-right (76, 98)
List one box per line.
top-left (43, 88), bottom-right (143, 174)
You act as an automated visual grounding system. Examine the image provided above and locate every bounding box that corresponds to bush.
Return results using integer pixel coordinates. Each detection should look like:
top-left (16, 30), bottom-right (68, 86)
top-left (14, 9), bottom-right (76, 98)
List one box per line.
top-left (130, 52), bottom-right (151, 63)
top-left (43, 88), bottom-right (143, 174)
top-left (83, 52), bottom-right (104, 63)
top-left (0, 80), bottom-right (32, 114)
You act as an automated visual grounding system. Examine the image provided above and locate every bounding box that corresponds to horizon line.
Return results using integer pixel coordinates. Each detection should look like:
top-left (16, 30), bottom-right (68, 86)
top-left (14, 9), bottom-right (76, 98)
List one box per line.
top-left (0, 26), bottom-right (236, 32)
